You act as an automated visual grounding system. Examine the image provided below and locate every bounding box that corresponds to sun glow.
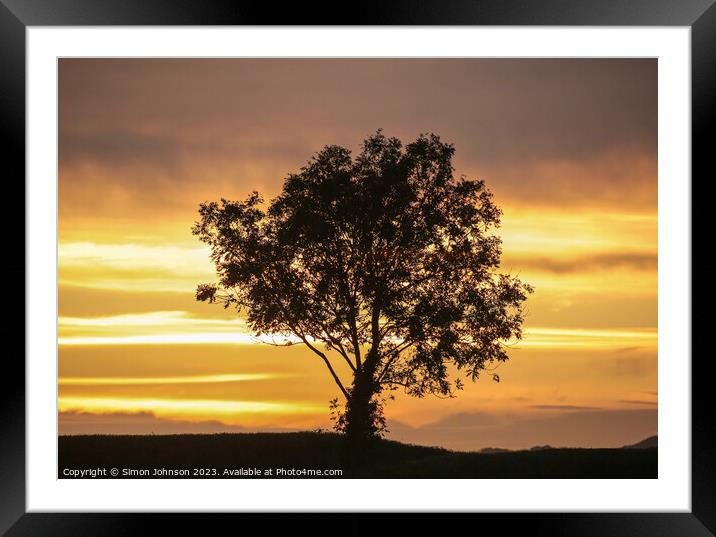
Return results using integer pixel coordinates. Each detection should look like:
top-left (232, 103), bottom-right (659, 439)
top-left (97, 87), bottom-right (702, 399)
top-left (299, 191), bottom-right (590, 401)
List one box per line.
top-left (517, 327), bottom-right (657, 349)
top-left (58, 373), bottom-right (278, 385)
top-left (59, 396), bottom-right (324, 419)
top-left (57, 301), bottom-right (657, 350)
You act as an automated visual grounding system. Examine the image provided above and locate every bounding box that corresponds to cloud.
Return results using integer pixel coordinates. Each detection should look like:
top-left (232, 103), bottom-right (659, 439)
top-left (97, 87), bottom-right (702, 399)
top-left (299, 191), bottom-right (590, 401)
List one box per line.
top-left (478, 148), bottom-right (656, 209)
top-left (60, 127), bottom-right (315, 176)
top-left (58, 310), bottom-right (248, 345)
top-left (59, 58), bottom-right (656, 164)
top-left (519, 327), bottom-right (657, 350)
top-left (59, 310), bottom-right (230, 327)
top-left (523, 291), bottom-right (657, 329)
top-left (592, 356), bottom-right (657, 378)
top-left (58, 284), bottom-right (227, 318)
top-left (58, 410), bottom-right (315, 436)
top-left (58, 58), bottom-right (657, 216)
top-left (505, 252), bottom-right (657, 274)
top-left (57, 309), bottom-right (306, 346)
top-left (60, 410), bottom-right (237, 435)
top-left (57, 313), bottom-right (657, 349)
top-left (59, 241), bottom-right (213, 275)
top-left (61, 129), bottom-right (181, 168)
top-left (618, 399), bottom-right (658, 406)
top-left (58, 241), bottom-right (216, 293)
top-left (530, 404), bottom-right (602, 411)
top-left (59, 373), bottom-right (278, 386)
top-left (58, 396), bottom-right (325, 420)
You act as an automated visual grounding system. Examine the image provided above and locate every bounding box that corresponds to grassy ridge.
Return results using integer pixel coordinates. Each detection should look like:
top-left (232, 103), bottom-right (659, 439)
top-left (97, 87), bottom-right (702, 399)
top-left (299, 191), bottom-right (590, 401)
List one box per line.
top-left (58, 432), bottom-right (657, 479)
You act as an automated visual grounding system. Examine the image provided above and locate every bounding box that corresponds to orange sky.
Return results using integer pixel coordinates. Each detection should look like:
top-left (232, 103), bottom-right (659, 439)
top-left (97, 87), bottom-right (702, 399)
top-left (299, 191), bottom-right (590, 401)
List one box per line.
top-left (57, 59), bottom-right (657, 450)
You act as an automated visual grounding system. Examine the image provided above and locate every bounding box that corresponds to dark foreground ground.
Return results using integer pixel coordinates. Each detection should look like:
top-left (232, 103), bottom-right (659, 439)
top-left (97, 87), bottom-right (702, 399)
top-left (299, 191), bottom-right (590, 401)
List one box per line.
top-left (58, 432), bottom-right (657, 479)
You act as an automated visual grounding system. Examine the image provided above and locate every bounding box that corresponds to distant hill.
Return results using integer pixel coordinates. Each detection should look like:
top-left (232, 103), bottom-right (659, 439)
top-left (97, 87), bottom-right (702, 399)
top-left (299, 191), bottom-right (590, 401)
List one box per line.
top-left (622, 435), bottom-right (658, 449)
top-left (479, 447), bottom-right (511, 454)
top-left (529, 445), bottom-right (556, 451)
top-left (58, 432), bottom-right (657, 479)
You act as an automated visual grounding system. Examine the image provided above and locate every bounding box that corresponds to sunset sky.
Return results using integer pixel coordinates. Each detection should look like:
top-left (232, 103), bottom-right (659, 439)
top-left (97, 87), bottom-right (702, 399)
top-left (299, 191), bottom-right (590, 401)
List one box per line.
top-left (58, 59), bottom-right (657, 450)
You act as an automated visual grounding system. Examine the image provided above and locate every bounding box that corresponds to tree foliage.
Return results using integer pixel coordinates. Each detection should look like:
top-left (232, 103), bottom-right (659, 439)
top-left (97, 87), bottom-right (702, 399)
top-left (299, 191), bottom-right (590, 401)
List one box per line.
top-left (193, 131), bottom-right (532, 439)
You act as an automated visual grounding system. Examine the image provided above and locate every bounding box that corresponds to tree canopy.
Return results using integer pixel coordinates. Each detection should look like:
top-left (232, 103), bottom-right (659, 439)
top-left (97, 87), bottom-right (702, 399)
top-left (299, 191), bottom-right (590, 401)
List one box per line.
top-left (193, 131), bottom-right (532, 438)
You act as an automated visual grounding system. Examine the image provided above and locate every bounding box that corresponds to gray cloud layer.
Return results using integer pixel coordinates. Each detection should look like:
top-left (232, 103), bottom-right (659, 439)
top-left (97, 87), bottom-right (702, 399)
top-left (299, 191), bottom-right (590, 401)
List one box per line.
top-left (59, 58), bottom-right (657, 211)
top-left (503, 252), bottom-right (657, 274)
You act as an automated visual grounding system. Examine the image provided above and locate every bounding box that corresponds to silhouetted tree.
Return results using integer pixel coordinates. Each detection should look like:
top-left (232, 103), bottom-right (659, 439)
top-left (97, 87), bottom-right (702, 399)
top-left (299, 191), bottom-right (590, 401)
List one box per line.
top-left (193, 131), bottom-right (532, 445)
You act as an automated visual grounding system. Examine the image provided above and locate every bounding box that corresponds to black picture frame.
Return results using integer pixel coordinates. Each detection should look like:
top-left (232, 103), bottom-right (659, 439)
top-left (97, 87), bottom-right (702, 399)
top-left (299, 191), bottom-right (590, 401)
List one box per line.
top-left (1, 1), bottom-right (713, 535)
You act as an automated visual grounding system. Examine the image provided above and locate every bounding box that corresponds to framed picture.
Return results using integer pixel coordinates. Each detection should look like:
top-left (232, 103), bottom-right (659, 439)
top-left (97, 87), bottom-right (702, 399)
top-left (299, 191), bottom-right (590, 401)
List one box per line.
top-left (2, 0), bottom-right (712, 535)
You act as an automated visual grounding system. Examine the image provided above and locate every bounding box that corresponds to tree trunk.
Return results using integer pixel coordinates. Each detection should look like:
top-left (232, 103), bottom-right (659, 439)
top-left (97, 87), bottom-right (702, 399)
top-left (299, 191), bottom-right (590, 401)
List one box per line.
top-left (344, 372), bottom-right (376, 442)
top-left (343, 354), bottom-right (381, 466)
top-left (344, 316), bottom-right (382, 465)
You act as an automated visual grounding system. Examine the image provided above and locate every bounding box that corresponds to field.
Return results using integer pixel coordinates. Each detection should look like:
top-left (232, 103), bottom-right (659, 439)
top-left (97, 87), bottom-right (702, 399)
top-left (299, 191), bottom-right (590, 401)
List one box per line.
top-left (58, 432), bottom-right (657, 479)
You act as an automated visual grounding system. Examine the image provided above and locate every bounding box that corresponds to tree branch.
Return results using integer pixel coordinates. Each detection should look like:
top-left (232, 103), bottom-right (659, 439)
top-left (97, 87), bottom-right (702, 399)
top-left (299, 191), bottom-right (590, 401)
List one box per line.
top-left (256, 283), bottom-right (353, 401)
top-left (321, 332), bottom-right (356, 372)
top-left (298, 334), bottom-right (351, 401)
top-left (377, 338), bottom-right (417, 384)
